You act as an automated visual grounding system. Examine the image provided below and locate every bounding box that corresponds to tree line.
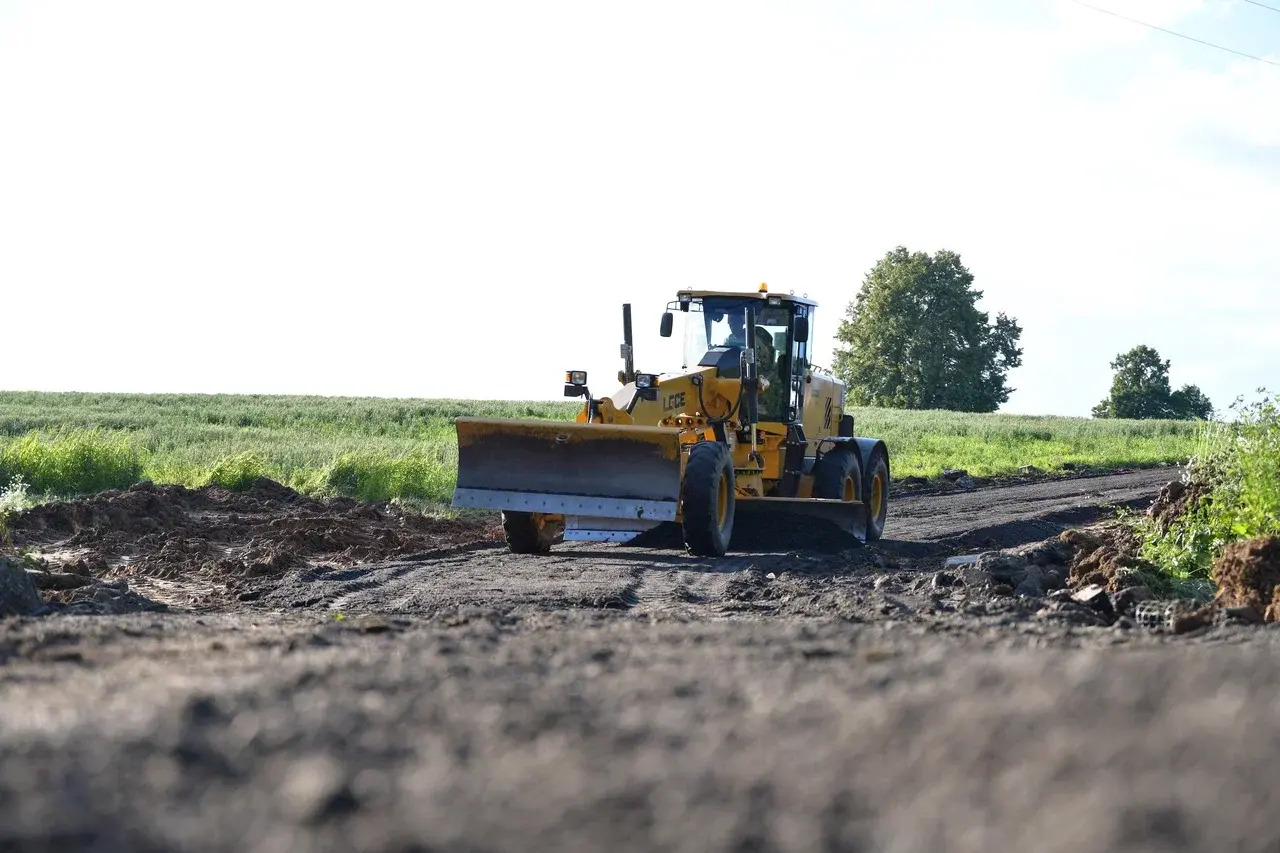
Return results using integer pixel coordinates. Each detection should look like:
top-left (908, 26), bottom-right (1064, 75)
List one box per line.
top-left (832, 247), bottom-right (1213, 420)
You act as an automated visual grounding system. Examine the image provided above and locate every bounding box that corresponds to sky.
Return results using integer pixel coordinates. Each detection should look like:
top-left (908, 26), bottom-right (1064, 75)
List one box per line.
top-left (0, 0), bottom-right (1276, 416)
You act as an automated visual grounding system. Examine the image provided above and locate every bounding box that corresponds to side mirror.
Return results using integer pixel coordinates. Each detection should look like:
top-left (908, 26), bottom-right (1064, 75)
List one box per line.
top-left (794, 316), bottom-right (809, 343)
top-left (660, 312), bottom-right (674, 338)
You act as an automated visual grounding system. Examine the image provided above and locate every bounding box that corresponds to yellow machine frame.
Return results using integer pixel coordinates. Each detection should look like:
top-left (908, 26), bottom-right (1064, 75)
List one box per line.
top-left (453, 285), bottom-right (890, 556)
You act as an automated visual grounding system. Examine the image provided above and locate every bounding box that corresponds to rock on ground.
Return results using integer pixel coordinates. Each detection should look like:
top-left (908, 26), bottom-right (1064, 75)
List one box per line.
top-left (0, 556), bottom-right (43, 617)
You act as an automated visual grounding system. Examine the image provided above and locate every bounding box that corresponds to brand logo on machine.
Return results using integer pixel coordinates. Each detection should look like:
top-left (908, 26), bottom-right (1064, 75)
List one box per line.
top-left (663, 392), bottom-right (686, 411)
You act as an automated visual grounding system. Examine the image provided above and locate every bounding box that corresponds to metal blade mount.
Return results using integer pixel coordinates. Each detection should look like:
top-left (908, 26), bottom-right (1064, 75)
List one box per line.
top-left (733, 496), bottom-right (868, 543)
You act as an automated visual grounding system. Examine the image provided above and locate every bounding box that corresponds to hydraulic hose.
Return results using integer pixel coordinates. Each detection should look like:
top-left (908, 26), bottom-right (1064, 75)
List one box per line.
top-left (697, 376), bottom-right (741, 426)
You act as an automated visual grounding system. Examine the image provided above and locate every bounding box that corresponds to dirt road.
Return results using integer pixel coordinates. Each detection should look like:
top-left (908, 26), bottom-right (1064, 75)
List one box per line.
top-left (6, 466), bottom-right (1278, 853)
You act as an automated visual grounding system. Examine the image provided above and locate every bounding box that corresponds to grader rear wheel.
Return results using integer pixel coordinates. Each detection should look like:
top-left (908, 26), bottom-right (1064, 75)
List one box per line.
top-left (812, 449), bottom-right (863, 505)
top-left (861, 448), bottom-right (890, 541)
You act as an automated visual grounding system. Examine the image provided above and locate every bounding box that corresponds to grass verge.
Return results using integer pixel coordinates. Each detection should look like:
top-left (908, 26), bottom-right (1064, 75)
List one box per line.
top-left (0, 391), bottom-right (1204, 505)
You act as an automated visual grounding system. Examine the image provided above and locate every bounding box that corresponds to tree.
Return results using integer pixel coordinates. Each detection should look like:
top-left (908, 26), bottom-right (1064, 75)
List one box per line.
top-left (832, 247), bottom-right (1023, 412)
top-left (1092, 345), bottom-right (1214, 420)
top-left (1091, 345), bottom-right (1171, 420)
top-left (1169, 384), bottom-right (1214, 420)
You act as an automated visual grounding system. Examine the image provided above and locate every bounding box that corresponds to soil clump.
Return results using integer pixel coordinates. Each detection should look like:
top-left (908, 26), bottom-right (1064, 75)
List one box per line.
top-left (1212, 537), bottom-right (1280, 622)
top-left (1146, 477), bottom-right (1210, 533)
top-left (1059, 525), bottom-right (1153, 592)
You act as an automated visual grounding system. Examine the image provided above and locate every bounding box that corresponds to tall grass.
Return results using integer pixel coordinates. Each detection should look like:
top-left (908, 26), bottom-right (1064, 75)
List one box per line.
top-left (1138, 393), bottom-right (1280, 581)
top-left (0, 393), bottom-right (577, 503)
top-left (0, 430), bottom-right (143, 494)
top-left (324, 449), bottom-right (458, 502)
top-left (203, 451), bottom-right (281, 491)
top-left (850, 407), bottom-right (1197, 479)
top-left (0, 391), bottom-right (1202, 504)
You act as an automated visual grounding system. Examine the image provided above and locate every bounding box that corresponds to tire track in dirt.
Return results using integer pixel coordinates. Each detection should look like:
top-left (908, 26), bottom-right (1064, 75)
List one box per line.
top-left (9, 467), bottom-right (1173, 616)
top-left (626, 559), bottom-right (748, 619)
top-left (886, 467), bottom-right (1177, 544)
top-left (251, 468), bottom-right (1180, 615)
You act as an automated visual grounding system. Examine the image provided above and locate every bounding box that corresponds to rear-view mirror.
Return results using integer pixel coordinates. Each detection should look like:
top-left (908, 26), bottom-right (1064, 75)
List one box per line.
top-left (660, 312), bottom-right (674, 338)
top-left (794, 316), bottom-right (809, 343)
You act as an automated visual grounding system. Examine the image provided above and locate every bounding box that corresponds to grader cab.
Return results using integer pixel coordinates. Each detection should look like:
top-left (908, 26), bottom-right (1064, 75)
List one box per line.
top-left (452, 285), bottom-right (890, 556)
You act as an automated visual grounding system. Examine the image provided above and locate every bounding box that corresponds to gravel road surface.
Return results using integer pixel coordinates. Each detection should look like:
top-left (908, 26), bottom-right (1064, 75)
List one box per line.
top-left (6, 466), bottom-right (1276, 853)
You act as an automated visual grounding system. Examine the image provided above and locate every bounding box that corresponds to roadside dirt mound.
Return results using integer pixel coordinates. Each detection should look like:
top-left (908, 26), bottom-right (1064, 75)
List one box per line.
top-left (1060, 524), bottom-right (1153, 592)
top-left (1212, 537), bottom-right (1280, 622)
top-left (9, 479), bottom-right (501, 609)
top-left (14, 482), bottom-right (198, 542)
top-left (1147, 478), bottom-right (1209, 533)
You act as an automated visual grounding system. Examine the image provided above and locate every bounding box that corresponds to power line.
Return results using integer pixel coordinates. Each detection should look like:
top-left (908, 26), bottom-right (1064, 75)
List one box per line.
top-left (1241, 0), bottom-right (1280, 14)
top-left (1067, 0), bottom-right (1280, 67)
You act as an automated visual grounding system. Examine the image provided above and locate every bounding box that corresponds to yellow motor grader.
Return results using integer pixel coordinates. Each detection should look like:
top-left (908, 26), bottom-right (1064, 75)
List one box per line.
top-left (452, 284), bottom-right (890, 556)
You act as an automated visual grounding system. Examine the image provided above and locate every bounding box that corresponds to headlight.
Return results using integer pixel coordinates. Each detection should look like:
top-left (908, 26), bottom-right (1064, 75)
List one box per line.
top-left (635, 373), bottom-right (659, 389)
top-left (565, 370), bottom-right (588, 386)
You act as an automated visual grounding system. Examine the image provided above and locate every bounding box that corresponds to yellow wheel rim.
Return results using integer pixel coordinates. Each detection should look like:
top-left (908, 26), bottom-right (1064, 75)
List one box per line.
top-left (716, 471), bottom-right (729, 527)
top-left (842, 475), bottom-right (857, 502)
top-left (870, 472), bottom-right (884, 518)
top-left (532, 513), bottom-right (558, 544)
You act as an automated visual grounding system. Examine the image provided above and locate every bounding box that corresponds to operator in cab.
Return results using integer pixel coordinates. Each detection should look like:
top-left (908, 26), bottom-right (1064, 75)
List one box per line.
top-left (722, 309), bottom-right (786, 416)
top-left (723, 311), bottom-right (775, 370)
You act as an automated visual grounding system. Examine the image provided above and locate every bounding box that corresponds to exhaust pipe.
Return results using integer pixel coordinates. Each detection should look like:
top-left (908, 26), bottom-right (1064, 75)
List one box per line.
top-left (620, 303), bottom-right (635, 386)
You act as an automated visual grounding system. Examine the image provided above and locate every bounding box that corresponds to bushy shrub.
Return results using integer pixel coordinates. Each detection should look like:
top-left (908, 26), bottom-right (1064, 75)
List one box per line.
top-left (1138, 392), bottom-right (1280, 580)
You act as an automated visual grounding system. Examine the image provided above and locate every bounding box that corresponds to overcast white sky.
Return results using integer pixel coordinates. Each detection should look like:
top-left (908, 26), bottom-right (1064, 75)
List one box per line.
top-left (1, 0), bottom-right (1275, 416)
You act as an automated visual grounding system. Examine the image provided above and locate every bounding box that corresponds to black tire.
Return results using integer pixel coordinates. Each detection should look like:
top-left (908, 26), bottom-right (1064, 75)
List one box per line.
top-left (812, 448), bottom-right (863, 503)
top-left (502, 511), bottom-right (560, 554)
top-left (681, 442), bottom-right (736, 557)
top-left (861, 447), bottom-right (890, 541)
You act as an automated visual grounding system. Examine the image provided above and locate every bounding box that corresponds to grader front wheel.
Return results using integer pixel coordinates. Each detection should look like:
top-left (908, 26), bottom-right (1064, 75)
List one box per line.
top-left (502, 511), bottom-right (561, 554)
top-left (681, 442), bottom-right (736, 557)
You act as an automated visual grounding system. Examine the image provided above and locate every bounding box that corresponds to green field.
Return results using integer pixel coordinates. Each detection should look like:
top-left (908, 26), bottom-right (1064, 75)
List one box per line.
top-left (0, 391), bottom-right (1203, 506)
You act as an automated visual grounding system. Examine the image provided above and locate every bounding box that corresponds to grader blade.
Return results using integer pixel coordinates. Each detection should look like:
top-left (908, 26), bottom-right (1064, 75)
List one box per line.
top-left (734, 496), bottom-right (869, 544)
top-left (452, 418), bottom-right (684, 522)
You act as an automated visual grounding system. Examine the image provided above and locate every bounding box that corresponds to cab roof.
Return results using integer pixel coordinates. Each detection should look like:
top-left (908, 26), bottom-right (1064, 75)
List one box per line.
top-left (674, 288), bottom-right (818, 308)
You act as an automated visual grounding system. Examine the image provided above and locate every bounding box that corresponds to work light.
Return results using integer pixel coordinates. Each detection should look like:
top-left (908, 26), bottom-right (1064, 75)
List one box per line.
top-left (565, 370), bottom-right (588, 386)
